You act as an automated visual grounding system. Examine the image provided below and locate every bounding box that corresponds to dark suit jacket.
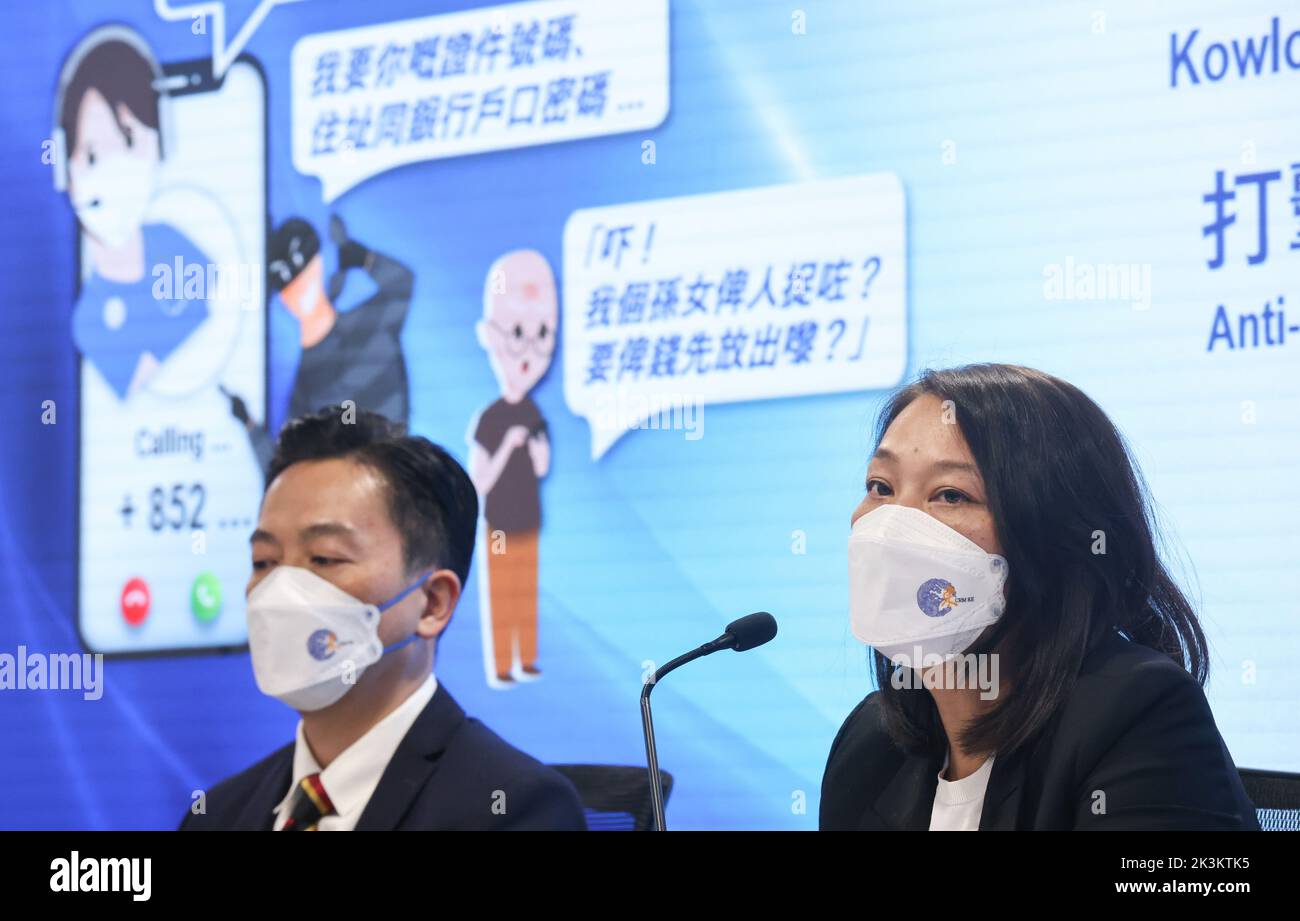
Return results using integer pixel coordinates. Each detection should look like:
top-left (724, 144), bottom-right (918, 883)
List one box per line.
top-left (820, 630), bottom-right (1260, 830)
top-left (180, 683), bottom-right (587, 830)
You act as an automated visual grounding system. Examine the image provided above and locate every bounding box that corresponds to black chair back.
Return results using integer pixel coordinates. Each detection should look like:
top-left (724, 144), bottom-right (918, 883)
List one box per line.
top-left (1239, 768), bottom-right (1300, 831)
top-left (550, 764), bottom-right (674, 831)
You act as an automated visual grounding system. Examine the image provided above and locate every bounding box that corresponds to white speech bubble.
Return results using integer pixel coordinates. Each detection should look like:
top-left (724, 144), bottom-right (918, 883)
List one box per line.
top-left (290, 0), bottom-right (669, 202)
top-left (562, 173), bottom-right (908, 459)
top-left (155, 0), bottom-right (306, 79)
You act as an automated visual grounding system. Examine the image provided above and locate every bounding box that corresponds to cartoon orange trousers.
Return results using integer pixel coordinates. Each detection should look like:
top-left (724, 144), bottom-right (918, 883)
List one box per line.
top-left (485, 528), bottom-right (539, 678)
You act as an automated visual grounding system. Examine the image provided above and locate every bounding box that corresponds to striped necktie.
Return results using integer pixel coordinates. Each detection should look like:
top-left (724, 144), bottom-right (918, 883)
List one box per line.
top-left (280, 773), bottom-right (336, 831)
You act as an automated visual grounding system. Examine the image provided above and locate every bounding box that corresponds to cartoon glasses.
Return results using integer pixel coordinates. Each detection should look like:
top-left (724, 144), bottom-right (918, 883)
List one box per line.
top-left (488, 319), bottom-right (555, 357)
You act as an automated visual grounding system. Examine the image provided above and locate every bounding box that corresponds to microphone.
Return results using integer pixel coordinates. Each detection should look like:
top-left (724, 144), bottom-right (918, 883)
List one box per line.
top-left (640, 612), bottom-right (778, 831)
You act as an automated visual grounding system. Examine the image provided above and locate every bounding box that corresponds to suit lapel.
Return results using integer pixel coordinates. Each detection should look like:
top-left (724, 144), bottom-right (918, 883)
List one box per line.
top-left (231, 747), bottom-right (293, 830)
top-left (978, 745), bottom-right (1027, 831)
top-left (867, 748), bottom-right (945, 830)
top-left (353, 683), bottom-right (466, 831)
top-left (865, 743), bottom-right (1028, 831)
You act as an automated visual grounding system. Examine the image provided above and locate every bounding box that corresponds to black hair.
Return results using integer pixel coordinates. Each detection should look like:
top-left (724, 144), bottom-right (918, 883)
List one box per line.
top-left (267, 406), bottom-right (478, 585)
top-left (267, 218), bottom-right (320, 292)
top-left (869, 363), bottom-right (1207, 758)
top-left (61, 38), bottom-right (162, 159)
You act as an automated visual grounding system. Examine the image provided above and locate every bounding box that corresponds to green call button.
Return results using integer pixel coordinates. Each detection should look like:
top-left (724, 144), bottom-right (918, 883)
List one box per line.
top-left (191, 572), bottom-right (222, 623)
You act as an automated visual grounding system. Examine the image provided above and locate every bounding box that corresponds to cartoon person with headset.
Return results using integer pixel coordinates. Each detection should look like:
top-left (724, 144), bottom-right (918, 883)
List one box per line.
top-left (55, 26), bottom-right (211, 400)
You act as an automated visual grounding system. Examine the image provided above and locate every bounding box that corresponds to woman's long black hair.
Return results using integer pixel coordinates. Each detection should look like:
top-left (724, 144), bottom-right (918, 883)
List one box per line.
top-left (870, 363), bottom-right (1207, 758)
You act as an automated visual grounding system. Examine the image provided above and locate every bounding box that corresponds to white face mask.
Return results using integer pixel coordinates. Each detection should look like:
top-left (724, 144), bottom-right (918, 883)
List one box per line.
top-left (72, 153), bottom-right (155, 248)
top-left (848, 505), bottom-right (1008, 667)
top-left (246, 566), bottom-right (427, 712)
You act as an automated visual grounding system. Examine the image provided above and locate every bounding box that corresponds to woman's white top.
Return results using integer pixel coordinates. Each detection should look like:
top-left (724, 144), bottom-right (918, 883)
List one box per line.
top-left (928, 750), bottom-right (996, 831)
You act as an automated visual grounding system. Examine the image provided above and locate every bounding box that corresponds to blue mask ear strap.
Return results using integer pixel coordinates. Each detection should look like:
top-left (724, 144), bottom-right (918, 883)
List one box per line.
top-left (378, 572), bottom-right (433, 656)
top-left (382, 632), bottom-right (423, 656)
top-left (377, 572), bottom-right (432, 612)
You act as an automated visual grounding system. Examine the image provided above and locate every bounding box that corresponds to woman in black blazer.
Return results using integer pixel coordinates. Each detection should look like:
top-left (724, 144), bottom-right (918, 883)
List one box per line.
top-left (821, 364), bottom-right (1259, 831)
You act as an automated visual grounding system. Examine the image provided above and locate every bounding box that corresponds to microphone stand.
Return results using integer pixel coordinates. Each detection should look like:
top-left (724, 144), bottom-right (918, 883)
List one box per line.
top-left (640, 641), bottom-right (724, 832)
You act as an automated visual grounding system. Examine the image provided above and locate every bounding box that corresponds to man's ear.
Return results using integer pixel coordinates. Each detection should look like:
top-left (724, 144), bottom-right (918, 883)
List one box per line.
top-left (416, 569), bottom-right (462, 640)
top-left (475, 320), bottom-right (489, 349)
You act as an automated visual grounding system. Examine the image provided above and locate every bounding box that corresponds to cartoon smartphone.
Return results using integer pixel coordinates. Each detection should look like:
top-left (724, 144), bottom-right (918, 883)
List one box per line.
top-left (59, 25), bottom-right (268, 656)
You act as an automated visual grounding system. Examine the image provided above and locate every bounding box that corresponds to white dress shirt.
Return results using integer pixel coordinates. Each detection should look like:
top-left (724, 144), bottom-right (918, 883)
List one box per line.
top-left (928, 750), bottom-right (996, 831)
top-left (273, 673), bottom-right (438, 831)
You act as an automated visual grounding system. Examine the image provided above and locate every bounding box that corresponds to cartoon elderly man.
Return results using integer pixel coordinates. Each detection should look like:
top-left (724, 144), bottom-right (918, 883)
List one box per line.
top-left (468, 250), bottom-right (557, 686)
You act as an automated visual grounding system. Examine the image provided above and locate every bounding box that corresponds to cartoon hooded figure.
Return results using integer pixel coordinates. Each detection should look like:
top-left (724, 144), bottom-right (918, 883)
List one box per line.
top-left (224, 214), bottom-right (415, 474)
top-left (269, 214), bottom-right (414, 425)
top-left (469, 250), bottom-right (557, 687)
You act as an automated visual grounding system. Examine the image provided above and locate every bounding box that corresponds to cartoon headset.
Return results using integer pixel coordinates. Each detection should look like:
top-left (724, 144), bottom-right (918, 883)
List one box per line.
top-left (52, 24), bottom-right (175, 224)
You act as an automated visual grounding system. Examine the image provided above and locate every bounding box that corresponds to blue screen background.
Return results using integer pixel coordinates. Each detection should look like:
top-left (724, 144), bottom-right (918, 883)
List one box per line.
top-left (0, 0), bottom-right (1295, 829)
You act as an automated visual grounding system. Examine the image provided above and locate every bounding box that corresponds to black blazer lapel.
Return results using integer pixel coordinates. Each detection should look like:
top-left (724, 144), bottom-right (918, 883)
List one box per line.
top-left (868, 749), bottom-right (945, 830)
top-left (867, 744), bottom-right (1027, 831)
top-left (978, 746), bottom-right (1027, 831)
top-left (231, 748), bottom-right (293, 830)
top-left (353, 683), bottom-right (467, 831)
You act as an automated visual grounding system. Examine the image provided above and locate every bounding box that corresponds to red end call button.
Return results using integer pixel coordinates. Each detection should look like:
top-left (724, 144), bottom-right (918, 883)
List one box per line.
top-left (121, 577), bottom-right (151, 626)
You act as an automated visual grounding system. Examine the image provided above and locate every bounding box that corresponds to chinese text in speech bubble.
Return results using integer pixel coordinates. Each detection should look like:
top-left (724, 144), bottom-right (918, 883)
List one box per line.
top-left (291, 0), bottom-right (669, 201)
top-left (562, 173), bottom-right (908, 459)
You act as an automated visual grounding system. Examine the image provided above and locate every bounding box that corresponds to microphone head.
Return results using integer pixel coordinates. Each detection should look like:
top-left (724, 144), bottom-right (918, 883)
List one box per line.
top-left (725, 612), bottom-right (777, 652)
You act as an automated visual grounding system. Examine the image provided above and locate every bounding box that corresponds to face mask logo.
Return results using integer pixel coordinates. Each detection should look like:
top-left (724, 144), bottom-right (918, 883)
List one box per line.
top-left (306, 628), bottom-right (353, 662)
top-left (917, 578), bottom-right (974, 618)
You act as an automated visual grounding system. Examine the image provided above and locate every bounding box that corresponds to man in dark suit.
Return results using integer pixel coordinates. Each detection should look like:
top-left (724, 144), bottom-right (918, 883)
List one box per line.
top-left (181, 406), bottom-right (585, 831)
top-left (820, 629), bottom-right (1260, 831)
